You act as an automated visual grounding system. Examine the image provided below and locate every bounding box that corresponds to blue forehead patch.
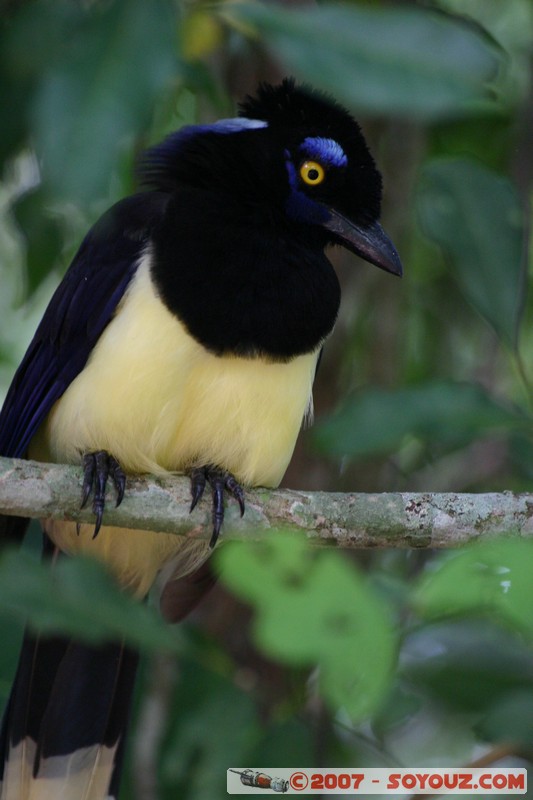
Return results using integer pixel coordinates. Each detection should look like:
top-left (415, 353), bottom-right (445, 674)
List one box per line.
top-left (172, 117), bottom-right (267, 146)
top-left (204, 117), bottom-right (268, 134)
top-left (301, 136), bottom-right (347, 168)
top-left (148, 117), bottom-right (268, 159)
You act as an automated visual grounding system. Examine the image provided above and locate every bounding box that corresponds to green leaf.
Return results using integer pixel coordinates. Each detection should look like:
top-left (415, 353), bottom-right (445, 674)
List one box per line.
top-left (481, 691), bottom-right (533, 745)
top-left (0, 617), bottom-right (23, 711)
top-left (162, 660), bottom-right (259, 796)
top-left (0, 66), bottom-right (31, 168)
top-left (247, 718), bottom-right (314, 769)
top-left (415, 539), bottom-right (533, 638)
top-left (12, 189), bottom-right (63, 295)
top-left (226, 3), bottom-right (501, 120)
top-left (217, 533), bottom-right (396, 719)
top-left (313, 380), bottom-right (521, 459)
top-left (417, 158), bottom-right (526, 348)
top-left (5, 0), bottom-right (179, 203)
top-left (0, 549), bottom-right (180, 653)
top-left (402, 620), bottom-right (533, 712)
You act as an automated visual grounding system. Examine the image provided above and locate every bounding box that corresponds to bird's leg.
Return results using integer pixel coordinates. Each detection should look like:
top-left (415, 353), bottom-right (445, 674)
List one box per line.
top-left (80, 451), bottom-right (126, 538)
top-left (189, 465), bottom-right (245, 548)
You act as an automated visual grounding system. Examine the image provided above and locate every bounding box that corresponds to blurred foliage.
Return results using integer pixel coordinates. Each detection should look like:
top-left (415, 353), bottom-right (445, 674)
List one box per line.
top-left (223, 2), bottom-right (501, 118)
top-left (313, 379), bottom-right (525, 460)
top-left (218, 534), bottom-right (396, 720)
top-left (0, 548), bottom-right (182, 652)
top-left (2, 0), bottom-right (533, 797)
top-left (417, 158), bottom-right (526, 348)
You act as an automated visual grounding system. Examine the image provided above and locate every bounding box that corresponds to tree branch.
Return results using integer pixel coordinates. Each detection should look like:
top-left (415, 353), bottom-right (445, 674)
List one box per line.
top-left (0, 456), bottom-right (532, 547)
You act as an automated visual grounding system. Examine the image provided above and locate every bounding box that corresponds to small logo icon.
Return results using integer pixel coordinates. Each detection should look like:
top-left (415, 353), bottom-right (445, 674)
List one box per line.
top-left (229, 769), bottom-right (289, 793)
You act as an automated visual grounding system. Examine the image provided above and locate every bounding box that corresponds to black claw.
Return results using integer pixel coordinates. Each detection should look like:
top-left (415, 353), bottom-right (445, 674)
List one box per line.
top-left (209, 522), bottom-right (222, 549)
top-left (189, 467), bottom-right (207, 513)
top-left (208, 474), bottom-right (225, 549)
top-left (80, 454), bottom-right (95, 509)
top-left (92, 451), bottom-right (109, 537)
top-left (92, 508), bottom-right (103, 540)
top-left (188, 466), bottom-right (246, 549)
top-left (225, 474), bottom-right (245, 517)
top-left (79, 450), bottom-right (126, 537)
top-left (109, 456), bottom-right (126, 507)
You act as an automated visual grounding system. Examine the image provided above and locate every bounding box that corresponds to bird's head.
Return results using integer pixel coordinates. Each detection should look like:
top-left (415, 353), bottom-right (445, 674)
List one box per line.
top-left (140, 79), bottom-right (402, 278)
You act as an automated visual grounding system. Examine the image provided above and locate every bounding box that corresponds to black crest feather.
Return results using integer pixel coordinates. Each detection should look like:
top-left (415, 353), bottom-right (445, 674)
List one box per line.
top-left (239, 78), bottom-right (361, 140)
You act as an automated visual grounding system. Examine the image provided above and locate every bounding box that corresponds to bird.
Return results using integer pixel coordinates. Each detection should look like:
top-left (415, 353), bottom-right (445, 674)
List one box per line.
top-left (0, 78), bottom-right (402, 799)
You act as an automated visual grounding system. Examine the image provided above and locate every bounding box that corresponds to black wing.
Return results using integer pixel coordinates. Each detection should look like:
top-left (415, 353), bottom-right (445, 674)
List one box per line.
top-left (0, 192), bottom-right (169, 458)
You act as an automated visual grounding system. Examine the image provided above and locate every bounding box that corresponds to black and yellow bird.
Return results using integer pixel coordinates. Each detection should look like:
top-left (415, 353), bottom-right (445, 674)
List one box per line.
top-left (0, 79), bottom-right (402, 799)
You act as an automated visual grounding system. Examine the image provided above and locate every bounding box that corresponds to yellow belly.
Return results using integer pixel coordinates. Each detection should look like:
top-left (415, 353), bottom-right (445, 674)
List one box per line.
top-left (31, 254), bottom-right (319, 594)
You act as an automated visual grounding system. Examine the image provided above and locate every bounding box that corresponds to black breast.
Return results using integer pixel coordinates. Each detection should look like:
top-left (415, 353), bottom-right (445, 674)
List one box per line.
top-left (150, 189), bottom-right (341, 361)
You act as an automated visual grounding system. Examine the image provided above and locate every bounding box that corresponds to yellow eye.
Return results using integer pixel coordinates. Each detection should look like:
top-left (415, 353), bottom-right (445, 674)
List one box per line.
top-left (299, 160), bottom-right (325, 186)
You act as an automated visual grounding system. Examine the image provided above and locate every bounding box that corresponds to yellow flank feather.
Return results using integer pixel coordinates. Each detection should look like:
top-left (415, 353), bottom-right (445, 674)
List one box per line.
top-left (29, 252), bottom-right (319, 593)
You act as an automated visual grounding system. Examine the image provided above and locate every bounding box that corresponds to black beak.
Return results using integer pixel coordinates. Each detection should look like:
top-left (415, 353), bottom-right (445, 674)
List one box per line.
top-left (321, 208), bottom-right (403, 277)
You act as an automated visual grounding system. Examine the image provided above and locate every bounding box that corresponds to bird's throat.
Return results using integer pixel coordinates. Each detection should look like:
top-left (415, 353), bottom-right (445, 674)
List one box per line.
top-left (150, 191), bottom-right (341, 361)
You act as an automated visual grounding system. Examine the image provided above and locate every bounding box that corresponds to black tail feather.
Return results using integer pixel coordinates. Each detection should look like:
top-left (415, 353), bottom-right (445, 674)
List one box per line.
top-left (0, 632), bottom-right (139, 799)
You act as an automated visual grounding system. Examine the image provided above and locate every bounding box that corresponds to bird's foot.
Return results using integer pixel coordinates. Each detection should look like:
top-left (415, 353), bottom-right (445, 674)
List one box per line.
top-left (189, 465), bottom-right (245, 549)
top-left (80, 451), bottom-right (126, 538)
